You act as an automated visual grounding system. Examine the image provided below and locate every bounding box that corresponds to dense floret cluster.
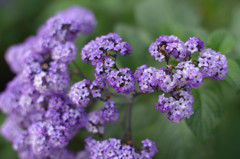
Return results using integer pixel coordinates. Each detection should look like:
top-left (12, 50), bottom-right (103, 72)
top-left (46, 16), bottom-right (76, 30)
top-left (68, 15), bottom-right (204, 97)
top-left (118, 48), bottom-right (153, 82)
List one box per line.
top-left (81, 32), bottom-right (133, 93)
top-left (107, 68), bottom-right (135, 94)
top-left (85, 99), bottom-right (119, 134)
top-left (81, 33), bottom-right (132, 64)
top-left (198, 48), bottom-right (228, 80)
top-left (1, 6), bottom-right (98, 159)
top-left (156, 90), bottom-right (194, 123)
top-left (0, 5), bottom-right (228, 159)
top-left (68, 79), bottom-right (91, 107)
top-left (149, 35), bottom-right (204, 62)
top-left (135, 35), bottom-right (227, 123)
top-left (84, 137), bottom-right (158, 159)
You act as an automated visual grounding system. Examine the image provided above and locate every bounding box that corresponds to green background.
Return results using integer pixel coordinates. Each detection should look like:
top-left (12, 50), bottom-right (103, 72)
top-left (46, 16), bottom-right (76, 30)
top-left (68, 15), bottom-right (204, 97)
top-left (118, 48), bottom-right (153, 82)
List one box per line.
top-left (1, 0), bottom-right (240, 158)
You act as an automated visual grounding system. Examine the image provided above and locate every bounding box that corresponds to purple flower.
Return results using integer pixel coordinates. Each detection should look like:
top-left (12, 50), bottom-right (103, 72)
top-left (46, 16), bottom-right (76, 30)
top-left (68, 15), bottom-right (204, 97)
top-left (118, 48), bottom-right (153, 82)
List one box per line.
top-left (52, 42), bottom-right (77, 64)
top-left (141, 139), bottom-right (158, 159)
top-left (107, 68), bottom-right (135, 94)
top-left (198, 48), bottom-right (228, 80)
top-left (68, 79), bottom-right (91, 107)
top-left (85, 111), bottom-right (105, 134)
top-left (38, 6), bottom-right (97, 42)
top-left (0, 6), bottom-right (97, 158)
top-left (135, 66), bottom-right (159, 93)
top-left (81, 32), bottom-right (131, 65)
top-left (175, 61), bottom-right (204, 88)
top-left (185, 37), bottom-right (204, 53)
top-left (100, 99), bottom-right (119, 122)
top-left (84, 137), bottom-right (158, 158)
top-left (76, 151), bottom-right (89, 159)
top-left (156, 90), bottom-right (194, 123)
top-left (149, 35), bottom-right (190, 62)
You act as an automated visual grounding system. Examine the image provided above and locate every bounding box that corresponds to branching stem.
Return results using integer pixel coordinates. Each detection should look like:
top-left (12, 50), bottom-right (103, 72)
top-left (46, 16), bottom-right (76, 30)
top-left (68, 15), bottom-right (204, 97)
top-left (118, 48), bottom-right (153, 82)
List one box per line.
top-left (120, 91), bottom-right (141, 144)
top-left (72, 61), bottom-right (87, 79)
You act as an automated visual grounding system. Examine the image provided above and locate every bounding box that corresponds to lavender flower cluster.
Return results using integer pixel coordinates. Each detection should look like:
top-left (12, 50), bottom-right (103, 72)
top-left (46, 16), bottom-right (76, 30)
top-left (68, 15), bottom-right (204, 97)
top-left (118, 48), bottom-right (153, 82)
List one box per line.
top-left (84, 137), bottom-right (157, 159)
top-left (135, 35), bottom-right (227, 123)
top-left (81, 32), bottom-right (135, 94)
top-left (0, 6), bottom-right (98, 159)
top-left (0, 5), bottom-right (228, 159)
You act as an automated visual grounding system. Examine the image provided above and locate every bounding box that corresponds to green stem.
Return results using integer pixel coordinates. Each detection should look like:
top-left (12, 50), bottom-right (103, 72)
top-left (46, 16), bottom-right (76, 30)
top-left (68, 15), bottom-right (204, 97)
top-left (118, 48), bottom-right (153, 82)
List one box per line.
top-left (72, 61), bottom-right (87, 79)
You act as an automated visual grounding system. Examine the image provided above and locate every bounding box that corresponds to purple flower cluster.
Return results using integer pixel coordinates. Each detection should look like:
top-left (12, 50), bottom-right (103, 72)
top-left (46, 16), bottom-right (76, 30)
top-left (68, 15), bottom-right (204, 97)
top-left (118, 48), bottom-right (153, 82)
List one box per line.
top-left (90, 79), bottom-right (105, 98)
top-left (135, 65), bottom-right (176, 93)
top-left (149, 35), bottom-right (204, 62)
top-left (156, 90), bottom-right (194, 123)
top-left (185, 37), bottom-right (205, 54)
top-left (0, 6), bottom-right (97, 159)
top-left (68, 79), bottom-right (91, 107)
top-left (100, 99), bottom-right (119, 122)
top-left (175, 61), bottom-right (203, 88)
top-left (84, 137), bottom-right (158, 159)
top-left (38, 6), bottom-right (97, 42)
top-left (108, 68), bottom-right (135, 94)
top-left (1, 92), bottom-right (87, 158)
top-left (81, 33), bottom-right (135, 94)
top-left (135, 35), bottom-right (227, 123)
top-left (5, 6), bottom-right (96, 95)
top-left (198, 48), bottom-right (228, 80)
top-left (85, 99), bottom-right (119, 134)
top-left (81, 33), bottom-right (131, 64)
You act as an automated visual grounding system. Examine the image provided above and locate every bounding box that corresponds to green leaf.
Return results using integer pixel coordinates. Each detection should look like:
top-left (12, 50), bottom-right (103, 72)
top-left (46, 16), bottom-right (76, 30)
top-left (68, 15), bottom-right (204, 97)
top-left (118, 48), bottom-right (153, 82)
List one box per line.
top-left (186, 80), bottom-right (225, 140)
top-left (231, 5), bottom-right (240, 55)
top-left (159, 24), bottom-right (209, 42)
top-left (0, 113), bottom-right (18, 159)
top-left (232, 5), bottom-right (240, 38)
top-left (225, 59), bottom-right (240, 90)
top-left (207, 29), bottom-right (237, 55)
top-left (135, 0), bottom-right (200, 35)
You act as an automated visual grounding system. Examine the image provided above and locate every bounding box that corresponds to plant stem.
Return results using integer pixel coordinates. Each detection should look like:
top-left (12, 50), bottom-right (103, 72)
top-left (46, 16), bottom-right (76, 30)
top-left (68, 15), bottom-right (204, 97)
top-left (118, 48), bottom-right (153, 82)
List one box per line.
top-left (72, 61), bottom-right (87, 79)
top-left (133, 90), bottom-right (142, 97)
top-left (126, 96), bottom-right (133, 141)
top-left (105, 91), bottom-right (128, 98)
top-left (121, 92), bottom-right (141, 144)
top-left (105, 89), bottom-right (142, 144)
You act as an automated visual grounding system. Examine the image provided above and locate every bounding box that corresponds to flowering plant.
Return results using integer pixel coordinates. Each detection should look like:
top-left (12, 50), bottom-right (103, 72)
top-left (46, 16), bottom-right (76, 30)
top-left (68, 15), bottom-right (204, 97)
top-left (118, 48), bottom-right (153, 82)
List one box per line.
top-left (0, 6), bottom-right (229, 159)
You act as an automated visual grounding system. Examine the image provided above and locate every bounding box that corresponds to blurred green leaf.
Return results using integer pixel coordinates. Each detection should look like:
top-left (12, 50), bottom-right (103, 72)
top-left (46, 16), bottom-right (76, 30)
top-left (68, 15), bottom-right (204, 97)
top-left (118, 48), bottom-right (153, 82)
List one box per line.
top-left (231, 5), bottom-right (240, 38)
top-left (225, 59), bottom-right (240, 90)
top-left (186, 80), bottom-right (225, 140)
top-left (159, 24), bottom-right (209, 42)
top-left (207, 29), bottom-right (237, 55)
top-left (231, 5), bottom-right (240, 56)
top-left (135, 0), bottom-right (200, 35)
top-left (0, 113), bottom-right (18, 159)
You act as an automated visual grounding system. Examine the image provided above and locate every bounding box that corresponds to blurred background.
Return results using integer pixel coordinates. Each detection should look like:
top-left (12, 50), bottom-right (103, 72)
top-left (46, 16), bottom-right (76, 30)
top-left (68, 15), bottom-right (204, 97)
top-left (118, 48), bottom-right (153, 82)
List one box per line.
top-left (1, 0), bottom-right (240, 158)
